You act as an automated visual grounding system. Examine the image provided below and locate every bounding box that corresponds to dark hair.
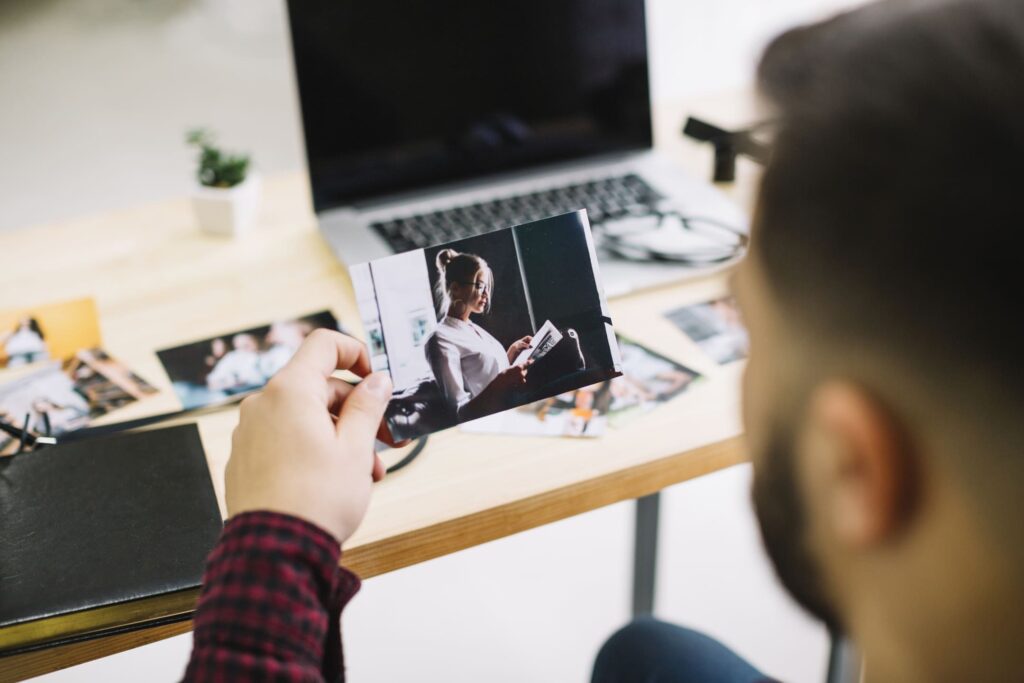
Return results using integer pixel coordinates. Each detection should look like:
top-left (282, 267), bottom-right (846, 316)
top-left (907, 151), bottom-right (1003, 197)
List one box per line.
top-left (433, 249), bottom-right (493, 320)
top-left (754, 0), bottom-right (1024, 431)
top-left (26, 317), bottom-right (44, 340)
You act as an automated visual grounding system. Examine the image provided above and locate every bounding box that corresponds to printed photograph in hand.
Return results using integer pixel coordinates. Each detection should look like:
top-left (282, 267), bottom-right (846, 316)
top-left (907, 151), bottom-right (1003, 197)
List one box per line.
top-left (351, 211), bottom-right (622, 440)
top-left (0, 298), bottom-right (101, 369)
top-left (156, 311), bottom-right (340, 410)
top-left (0, 349), bottom-right (157, 455)
top-left (665, 296), bottom-right (749, 364)
top-left (462, 335), bottom-right (702, 438)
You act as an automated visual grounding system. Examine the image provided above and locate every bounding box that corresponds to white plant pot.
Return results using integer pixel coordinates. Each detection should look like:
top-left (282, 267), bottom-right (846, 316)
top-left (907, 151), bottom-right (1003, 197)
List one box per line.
top-left (192, 174), bottom-right (261, 237)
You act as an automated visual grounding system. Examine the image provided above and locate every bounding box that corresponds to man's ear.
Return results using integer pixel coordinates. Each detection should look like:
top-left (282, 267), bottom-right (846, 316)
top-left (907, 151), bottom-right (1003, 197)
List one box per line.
top-left (804, 381), bottom-right (916, 548)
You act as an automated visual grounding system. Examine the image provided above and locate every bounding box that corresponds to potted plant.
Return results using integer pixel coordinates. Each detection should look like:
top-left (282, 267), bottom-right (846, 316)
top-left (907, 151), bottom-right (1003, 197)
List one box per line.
top-left (186, 128), bottom-right (260, 237)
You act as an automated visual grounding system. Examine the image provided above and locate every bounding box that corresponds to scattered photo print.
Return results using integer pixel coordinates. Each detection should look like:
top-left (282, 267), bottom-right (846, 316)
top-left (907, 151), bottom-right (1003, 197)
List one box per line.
top-left (156, 311), bottom-right (340, 410)
top-left (462, 335), bottom-right (702, 438)
top-left (0, 349), bottom-right (157, 455)
top-left (607, 336), bottom-right (703, 426)
top-left (664, 296), bottom-right (748, 364)
top-left (461, 383), bottom-right (610, 438)
top-left (66, 348), bottom-right (158, 415)
top-left (0, 298), bottom-right (101, 369)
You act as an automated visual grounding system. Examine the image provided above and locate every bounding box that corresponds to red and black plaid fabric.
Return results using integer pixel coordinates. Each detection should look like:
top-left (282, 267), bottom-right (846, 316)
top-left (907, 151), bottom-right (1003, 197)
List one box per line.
top-left (183, 511), bottom-right (360, 682)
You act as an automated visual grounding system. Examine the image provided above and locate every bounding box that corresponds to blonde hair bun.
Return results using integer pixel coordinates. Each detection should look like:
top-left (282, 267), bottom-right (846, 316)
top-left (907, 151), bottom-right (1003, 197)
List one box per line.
top-left (436, 248), bottom-right (458, 272)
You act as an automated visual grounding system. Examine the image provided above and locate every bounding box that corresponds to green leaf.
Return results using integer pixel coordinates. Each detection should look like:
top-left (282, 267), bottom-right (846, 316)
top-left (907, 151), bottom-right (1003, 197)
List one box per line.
top-left (188, 128), bottom-right (251, 187)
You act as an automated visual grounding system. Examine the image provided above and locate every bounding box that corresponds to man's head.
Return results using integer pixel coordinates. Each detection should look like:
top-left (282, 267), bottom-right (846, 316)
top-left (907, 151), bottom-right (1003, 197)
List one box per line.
top-left (735, 0), bottom-right (1024, 675)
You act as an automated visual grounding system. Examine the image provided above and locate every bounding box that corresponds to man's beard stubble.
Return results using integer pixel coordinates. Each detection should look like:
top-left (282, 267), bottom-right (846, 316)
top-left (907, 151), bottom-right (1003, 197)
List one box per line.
top-left (751, 425), bottom-right (843, 633)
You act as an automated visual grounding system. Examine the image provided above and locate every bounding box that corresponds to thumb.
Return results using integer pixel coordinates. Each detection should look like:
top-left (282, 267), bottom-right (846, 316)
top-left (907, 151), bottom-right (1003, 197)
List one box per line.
top-left (336, 372), bottom-right (392, 446)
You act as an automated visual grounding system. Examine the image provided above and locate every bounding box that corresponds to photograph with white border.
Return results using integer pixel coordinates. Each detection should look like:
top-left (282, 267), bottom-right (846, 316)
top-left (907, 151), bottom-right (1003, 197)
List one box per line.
top-left (351, 211), bottom-right (622, 440)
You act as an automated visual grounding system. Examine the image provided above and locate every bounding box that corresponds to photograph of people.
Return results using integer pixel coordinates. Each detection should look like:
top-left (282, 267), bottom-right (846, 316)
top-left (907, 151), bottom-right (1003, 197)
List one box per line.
top-left (259, 320), bottom-right (310, 378)
top-left (157, 311), bottom-right (340, 410)
top-left (426, 249), bottom-right (533, 421)
top-left (206, 333), bottom-right (266, 393)
top-left (1, 317), bottom-right (49, 367)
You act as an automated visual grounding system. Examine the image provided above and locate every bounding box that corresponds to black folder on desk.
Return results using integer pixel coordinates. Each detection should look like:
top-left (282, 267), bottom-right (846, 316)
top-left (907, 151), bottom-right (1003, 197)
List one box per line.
top-left (0, 424), bottom-right (222, 656)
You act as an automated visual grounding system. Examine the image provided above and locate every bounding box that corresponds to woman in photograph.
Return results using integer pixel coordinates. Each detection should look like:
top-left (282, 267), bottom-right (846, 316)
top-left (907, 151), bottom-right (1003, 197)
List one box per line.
top-left (426, 249), bottom-right (533, 420)
top-left (1, 317), bottom-right (49, 367)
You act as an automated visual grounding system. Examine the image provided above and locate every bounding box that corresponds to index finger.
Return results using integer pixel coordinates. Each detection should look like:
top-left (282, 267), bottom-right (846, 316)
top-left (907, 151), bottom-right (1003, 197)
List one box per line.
top-left (282, 328), bottom-right (372, 380)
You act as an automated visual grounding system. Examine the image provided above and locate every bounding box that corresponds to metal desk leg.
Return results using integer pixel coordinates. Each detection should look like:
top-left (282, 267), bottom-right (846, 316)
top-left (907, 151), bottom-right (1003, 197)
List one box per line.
top-left (632, 492), bottom-right (661, 618)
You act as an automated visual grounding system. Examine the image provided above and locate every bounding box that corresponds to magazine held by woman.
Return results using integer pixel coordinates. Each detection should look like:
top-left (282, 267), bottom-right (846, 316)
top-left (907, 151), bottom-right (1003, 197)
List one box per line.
top-left (350, 210), bottom-right (623, 440)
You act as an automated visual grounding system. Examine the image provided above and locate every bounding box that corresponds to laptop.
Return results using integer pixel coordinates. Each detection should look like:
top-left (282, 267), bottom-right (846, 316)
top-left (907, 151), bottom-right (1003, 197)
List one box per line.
top-left (286, 0), bottom-right (748, 298)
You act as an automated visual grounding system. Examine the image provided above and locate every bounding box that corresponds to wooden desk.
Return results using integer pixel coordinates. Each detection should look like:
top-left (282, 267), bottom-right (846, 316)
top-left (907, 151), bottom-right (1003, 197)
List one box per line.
top-left (0, 93), bottom-right (763, 681)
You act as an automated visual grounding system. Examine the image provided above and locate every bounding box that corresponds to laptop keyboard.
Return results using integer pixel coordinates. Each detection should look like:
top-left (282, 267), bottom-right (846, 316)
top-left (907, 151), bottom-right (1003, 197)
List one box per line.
top-left (370, 173), bottom-right (664, 253)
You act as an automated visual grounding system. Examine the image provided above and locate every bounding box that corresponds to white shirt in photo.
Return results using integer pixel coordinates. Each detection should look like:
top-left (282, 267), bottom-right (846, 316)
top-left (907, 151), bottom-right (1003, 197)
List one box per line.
top-left (427, 316), bottom-right (509, 412)
top-left (259, 344), bottom-right (297, 379)
top-left (4, 329), bottom-right (49, 366)
top-left (206, 350), bottom-right (266, 390)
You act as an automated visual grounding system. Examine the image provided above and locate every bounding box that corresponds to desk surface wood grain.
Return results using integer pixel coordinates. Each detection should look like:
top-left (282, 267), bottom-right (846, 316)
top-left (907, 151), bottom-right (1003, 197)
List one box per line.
top-left (0, 93), bottom-right (764, 680)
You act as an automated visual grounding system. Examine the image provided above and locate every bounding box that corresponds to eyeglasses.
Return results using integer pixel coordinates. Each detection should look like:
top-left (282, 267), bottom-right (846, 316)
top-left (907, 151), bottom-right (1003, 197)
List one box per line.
top-left (592, 203), bottom-right (748, 265)
top-left (457, 281), bottom-right (490, 292)
top-left (0, 410), bottom-right (57, 455)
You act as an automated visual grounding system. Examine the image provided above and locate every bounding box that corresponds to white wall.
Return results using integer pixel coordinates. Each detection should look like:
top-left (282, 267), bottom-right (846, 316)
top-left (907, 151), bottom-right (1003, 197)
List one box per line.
top-left (368, 251), bottom-right (437, 391)
top-left (646, 0), bottom-right (866, 103)
top-left (0, 0), bottom-right (867, 233)
top-left (352, 253), bottom-right (439, 388)
top-left (0, 0), bottom-right (304, 232)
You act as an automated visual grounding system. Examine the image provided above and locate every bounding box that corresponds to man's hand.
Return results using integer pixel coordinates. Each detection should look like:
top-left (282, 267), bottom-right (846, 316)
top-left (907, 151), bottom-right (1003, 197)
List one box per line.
top-left (224, 329), bottom-right (393, 543)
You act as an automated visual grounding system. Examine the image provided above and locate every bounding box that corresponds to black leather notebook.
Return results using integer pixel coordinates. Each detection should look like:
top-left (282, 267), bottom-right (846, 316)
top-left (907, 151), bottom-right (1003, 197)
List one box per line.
top-left (0, 423), bottom-right (222, 655)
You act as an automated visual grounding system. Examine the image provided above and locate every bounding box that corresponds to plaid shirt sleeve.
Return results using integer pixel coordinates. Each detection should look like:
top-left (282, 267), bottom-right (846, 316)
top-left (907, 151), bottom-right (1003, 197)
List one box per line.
top-left (183, 511), bottom-right (361, 683)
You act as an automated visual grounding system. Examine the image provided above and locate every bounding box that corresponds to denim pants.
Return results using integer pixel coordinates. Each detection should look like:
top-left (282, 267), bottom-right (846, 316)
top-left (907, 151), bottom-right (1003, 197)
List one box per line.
top-left (592, 618), bottom-right (775, 683)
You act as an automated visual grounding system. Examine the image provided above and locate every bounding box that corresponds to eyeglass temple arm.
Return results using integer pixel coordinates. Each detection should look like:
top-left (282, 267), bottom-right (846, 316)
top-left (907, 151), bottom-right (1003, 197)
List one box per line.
top-left (682, 116), bottom-right (772, 182)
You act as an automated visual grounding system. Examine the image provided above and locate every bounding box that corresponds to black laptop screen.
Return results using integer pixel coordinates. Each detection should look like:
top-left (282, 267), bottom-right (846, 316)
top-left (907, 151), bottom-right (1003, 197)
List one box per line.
top-left (287, 0), bottom-right (652, 212)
